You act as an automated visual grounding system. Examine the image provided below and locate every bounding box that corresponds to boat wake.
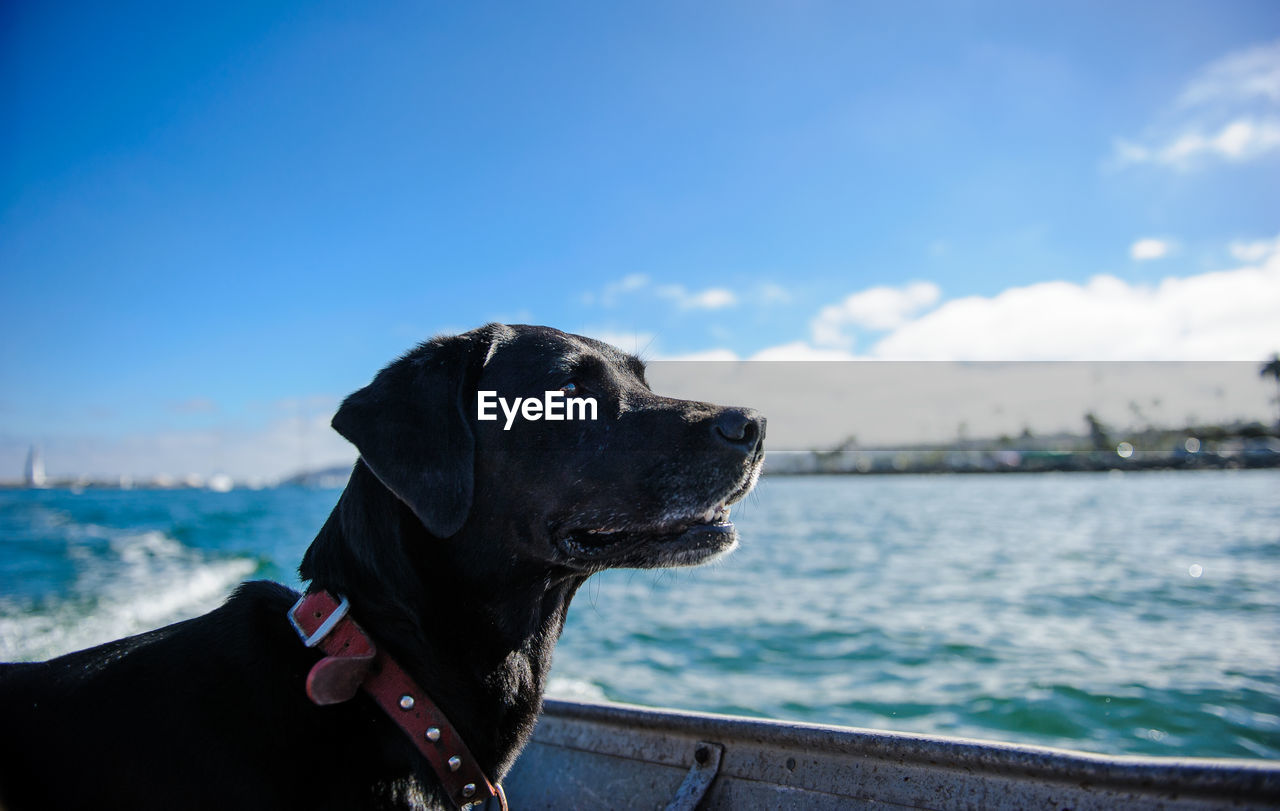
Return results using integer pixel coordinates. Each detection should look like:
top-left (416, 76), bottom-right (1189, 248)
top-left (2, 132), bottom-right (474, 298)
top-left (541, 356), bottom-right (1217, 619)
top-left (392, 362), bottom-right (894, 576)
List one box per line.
top-left (0, 506), bottom-right (258, 662)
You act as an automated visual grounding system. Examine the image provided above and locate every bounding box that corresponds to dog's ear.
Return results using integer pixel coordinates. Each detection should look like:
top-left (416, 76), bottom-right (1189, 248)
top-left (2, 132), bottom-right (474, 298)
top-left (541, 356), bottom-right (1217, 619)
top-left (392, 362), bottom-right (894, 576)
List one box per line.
top-left (332, 330), bottom-right (496, 538)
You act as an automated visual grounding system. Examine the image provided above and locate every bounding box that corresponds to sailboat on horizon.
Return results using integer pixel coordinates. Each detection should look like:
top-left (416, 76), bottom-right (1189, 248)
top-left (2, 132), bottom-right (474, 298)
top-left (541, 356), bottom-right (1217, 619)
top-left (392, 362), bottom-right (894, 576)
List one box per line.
top-left (24, 445), bottom-right (46, 488)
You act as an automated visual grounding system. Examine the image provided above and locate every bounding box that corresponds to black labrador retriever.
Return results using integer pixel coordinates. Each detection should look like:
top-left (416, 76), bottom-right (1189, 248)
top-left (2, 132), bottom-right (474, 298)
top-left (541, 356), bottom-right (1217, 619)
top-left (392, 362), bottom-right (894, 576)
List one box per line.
top-left (0, 324), bottom-right (765, 811)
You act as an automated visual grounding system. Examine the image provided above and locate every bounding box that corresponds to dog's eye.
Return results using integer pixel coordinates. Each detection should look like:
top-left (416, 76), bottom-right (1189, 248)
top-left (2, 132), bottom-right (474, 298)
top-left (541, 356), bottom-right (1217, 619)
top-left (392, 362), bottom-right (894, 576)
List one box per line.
top-left (560, 381), bottom-right (580, 395)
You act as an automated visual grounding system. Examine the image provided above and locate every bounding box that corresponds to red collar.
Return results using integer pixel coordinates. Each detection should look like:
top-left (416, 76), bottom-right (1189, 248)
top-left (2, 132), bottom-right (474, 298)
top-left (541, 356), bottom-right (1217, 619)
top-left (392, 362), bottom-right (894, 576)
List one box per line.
top-left (289, 591), bottom-right (507, 810)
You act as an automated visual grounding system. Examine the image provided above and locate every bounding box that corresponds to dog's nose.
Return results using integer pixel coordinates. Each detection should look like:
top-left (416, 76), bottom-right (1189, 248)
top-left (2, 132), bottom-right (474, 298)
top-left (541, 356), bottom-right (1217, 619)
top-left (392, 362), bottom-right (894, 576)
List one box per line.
top-left (713, 408), bottom-right (765, 454)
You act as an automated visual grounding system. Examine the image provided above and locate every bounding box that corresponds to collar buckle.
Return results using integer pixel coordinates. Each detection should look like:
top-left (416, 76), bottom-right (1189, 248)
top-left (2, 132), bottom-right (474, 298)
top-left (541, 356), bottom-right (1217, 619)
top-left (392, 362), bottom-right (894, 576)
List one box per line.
top-left (288, 593), bottom-right (350, 648)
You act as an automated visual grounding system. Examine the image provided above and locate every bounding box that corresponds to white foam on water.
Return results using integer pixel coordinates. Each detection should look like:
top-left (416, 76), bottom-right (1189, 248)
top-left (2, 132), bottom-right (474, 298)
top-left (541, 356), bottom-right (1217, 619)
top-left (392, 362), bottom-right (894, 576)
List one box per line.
top-left (545, 676), bottom-right (608, 702)
top-left (0, 522), bottom-right (258, 662)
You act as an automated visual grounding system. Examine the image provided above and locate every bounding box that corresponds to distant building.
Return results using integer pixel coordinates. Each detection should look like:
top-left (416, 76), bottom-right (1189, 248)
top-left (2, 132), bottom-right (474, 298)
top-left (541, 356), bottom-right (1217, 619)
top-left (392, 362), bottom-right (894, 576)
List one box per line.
top-left (24, 445), bottom-right (46, 488)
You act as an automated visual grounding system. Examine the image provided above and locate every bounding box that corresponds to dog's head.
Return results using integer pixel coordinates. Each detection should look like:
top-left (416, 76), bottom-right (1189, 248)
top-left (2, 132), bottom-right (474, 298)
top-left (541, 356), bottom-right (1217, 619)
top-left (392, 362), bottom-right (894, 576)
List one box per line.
top-left (331, 323), bottom-right (764, 572)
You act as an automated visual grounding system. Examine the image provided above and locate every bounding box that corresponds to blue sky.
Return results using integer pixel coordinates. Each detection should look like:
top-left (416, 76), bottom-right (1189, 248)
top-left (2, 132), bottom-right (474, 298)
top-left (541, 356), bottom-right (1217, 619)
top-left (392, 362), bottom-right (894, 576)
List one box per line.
top-left (3, 1), bottom-right (1279, 478)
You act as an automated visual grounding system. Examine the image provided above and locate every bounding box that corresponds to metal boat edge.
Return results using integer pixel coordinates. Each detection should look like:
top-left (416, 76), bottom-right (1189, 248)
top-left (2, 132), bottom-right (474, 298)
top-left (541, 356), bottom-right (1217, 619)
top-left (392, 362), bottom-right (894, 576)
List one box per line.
top-left (503, 698), bottom-right (1280, 809)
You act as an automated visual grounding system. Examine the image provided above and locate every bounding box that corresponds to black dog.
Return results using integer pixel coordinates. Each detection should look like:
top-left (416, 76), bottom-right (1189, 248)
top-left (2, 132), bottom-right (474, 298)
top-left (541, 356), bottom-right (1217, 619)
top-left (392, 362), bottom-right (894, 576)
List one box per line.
top-left (0, 324), bottom-right (765, 810)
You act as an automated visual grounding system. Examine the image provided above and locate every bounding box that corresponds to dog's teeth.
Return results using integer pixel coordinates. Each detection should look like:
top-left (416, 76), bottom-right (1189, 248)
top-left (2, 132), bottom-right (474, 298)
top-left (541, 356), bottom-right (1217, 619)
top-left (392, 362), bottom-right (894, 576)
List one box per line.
top-left (723, 506), bottom-right (731, 519)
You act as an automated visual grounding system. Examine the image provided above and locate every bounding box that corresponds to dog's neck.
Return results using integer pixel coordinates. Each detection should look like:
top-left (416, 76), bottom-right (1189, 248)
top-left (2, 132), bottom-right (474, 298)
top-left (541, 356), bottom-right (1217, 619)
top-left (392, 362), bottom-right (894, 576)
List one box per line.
top-left (299, 461), bottom-right (584, 780)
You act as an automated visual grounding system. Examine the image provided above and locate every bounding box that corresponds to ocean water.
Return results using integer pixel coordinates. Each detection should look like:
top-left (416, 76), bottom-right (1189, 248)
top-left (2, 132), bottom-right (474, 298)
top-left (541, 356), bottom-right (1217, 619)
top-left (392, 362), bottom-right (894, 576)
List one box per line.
top-left (1, 470), bottom-right (1277, 760)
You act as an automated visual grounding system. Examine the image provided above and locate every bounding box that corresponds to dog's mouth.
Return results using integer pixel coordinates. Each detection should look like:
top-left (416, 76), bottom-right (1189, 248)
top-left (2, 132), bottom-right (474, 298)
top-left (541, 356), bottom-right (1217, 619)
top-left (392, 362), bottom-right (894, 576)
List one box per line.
top-left (557, 504), bottom-right (736, 570)
top-left (554, 464), bottom-right (759, 570)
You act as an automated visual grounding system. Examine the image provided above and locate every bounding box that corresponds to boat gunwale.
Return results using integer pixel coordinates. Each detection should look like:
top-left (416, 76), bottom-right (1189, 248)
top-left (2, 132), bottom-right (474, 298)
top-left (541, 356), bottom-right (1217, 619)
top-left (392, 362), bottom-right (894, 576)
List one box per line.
top-left (537, 698), bottom-right (1280, 798)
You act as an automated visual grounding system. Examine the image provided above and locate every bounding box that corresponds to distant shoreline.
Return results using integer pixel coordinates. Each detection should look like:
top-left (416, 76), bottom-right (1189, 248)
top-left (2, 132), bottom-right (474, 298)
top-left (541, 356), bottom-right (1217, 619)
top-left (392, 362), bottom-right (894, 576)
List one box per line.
top-left (3, 457), bottom-right (1279, 491)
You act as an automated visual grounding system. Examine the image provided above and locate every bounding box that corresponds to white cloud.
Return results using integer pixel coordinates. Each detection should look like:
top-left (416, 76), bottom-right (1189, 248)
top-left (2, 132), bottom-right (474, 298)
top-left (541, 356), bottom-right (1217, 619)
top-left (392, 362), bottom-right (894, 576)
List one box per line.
top-left (869, 244), bottom-right (1280, 360)
top-left (583, 275), bottom-right (740, 311)
top-left (581, 329), bottom-right (657, 355)
top-left (694, 288), bottom-right (737, 309)
top-left (1229, 233), bottom-right (1280, 263)
top-left (1115, 40), bottom-right (1280, 170)
top-left (615, 273), bottom-right (650, 293)
top-left (585, 273), bottom-right (651, 307)
top-left (1116, 118), bottom-right (1280, 168)
top-left (1177, 39), bottom-right (1280, 108)
top-left (656, 284), bottom-right (738, 310)
top-left (1130, 238), bottom-right (1172, 261)
top-left (811, 281), bottom-right (940, 348)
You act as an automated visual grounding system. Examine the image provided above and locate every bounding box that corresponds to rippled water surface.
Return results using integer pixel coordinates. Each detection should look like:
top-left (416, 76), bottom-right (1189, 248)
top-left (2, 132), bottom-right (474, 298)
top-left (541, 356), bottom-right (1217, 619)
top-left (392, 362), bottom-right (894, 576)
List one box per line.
top-left (2, 470), bottom-right (1277, 758)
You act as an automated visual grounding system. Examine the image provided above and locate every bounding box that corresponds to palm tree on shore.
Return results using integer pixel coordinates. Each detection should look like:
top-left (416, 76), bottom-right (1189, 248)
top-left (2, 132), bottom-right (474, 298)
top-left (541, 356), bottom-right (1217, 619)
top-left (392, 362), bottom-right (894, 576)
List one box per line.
top-left (1262, 354), bottom-right (1280, 428)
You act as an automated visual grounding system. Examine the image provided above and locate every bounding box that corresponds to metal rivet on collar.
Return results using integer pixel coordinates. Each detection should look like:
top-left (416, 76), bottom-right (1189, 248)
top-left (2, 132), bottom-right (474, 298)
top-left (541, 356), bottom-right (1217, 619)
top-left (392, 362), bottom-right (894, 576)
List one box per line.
top-left (425, 727), bottom-right (441, 742)
top-left (398, 695), bottom-right (415, 710)
top-left (448, 756), bottom-right (462, 772)
top-left (462, 783), bottom-right (476, 798)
